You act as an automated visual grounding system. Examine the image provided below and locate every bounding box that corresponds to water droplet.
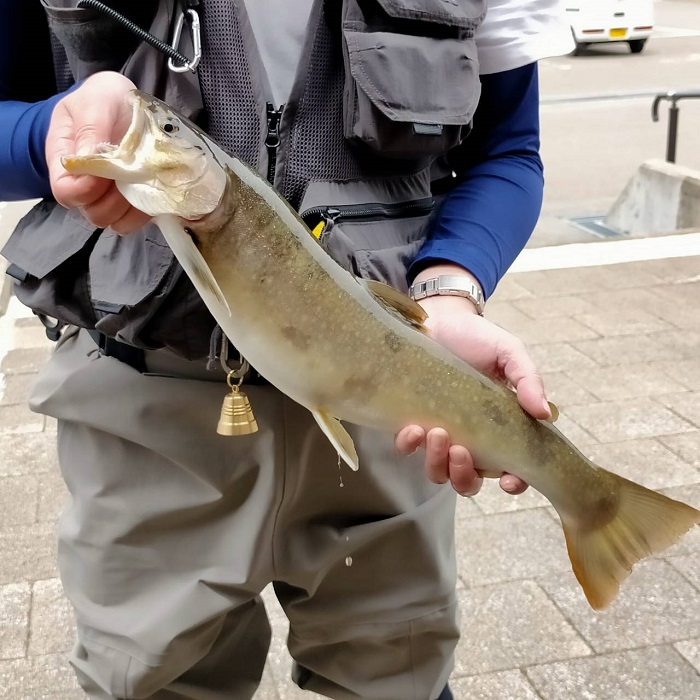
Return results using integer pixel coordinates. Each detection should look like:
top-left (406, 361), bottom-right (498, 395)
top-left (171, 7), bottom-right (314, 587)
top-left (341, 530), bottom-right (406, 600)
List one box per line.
top-left (345, 535), bottom-right (349, 542)
top-left (345, 556), bottom-right (353, 567)
top-left (337, 452), bottom-right (344, 488)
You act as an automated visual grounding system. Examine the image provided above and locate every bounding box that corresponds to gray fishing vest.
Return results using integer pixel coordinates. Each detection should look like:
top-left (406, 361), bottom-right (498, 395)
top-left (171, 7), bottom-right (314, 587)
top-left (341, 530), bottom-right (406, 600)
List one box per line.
top-left (3, 0), bottom-right (485, 360)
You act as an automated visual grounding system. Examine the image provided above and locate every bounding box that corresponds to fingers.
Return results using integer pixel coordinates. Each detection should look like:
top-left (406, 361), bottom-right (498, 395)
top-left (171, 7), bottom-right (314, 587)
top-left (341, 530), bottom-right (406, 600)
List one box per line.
top-left (47, 103), bottom-right (123, 209)
top-left (395, 425), bottom-right (425, 456)
top-left (45, 72), bottom-right (139, 221)
top-left (48, 108), bottom-right (113, 209)
top-left (499, 473), bottom-right (529, 495)
top-left (424, 428), bottom-right (450, 484)
top-left (396, 427), bottom-right (485, 496)
top-left (78, 183), bottom-right (151, 234)
top-left (110, 207), bottom-right (152, 235)
top-left (395, 426), bottom-right (451, 485)
top-left (448, 445), bottom-right (482, 496)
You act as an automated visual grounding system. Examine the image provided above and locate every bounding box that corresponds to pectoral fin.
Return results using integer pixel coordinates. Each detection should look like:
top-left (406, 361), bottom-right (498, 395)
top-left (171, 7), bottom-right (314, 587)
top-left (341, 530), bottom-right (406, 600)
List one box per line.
top-left (312, 410), bottom-right (359, 471)
top-left (160, 223), bottom-right (231, 317)
top-left (360, 279), bottom-right (428, 332)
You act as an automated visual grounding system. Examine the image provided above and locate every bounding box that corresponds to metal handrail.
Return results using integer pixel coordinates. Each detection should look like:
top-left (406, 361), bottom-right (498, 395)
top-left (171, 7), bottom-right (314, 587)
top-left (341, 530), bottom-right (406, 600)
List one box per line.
top-left (651, 90), bottom-right (700, 163)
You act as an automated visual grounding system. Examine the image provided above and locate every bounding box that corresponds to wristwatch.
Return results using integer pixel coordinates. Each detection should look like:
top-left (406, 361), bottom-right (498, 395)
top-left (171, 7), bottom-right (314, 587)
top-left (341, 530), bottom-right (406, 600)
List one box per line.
top-left (408, 275), bottom-right (485, 315)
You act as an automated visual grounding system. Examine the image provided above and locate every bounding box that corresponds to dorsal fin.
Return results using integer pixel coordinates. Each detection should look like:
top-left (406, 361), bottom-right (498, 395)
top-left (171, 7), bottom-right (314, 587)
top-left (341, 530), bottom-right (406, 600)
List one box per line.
top-left (360, 279), bottom-right (428, 332)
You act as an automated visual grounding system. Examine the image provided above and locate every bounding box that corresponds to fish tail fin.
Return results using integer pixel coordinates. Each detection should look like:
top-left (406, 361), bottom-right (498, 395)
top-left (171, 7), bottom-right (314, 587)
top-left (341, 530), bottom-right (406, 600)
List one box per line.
top-left (561, 475), bottom-right (699, 610)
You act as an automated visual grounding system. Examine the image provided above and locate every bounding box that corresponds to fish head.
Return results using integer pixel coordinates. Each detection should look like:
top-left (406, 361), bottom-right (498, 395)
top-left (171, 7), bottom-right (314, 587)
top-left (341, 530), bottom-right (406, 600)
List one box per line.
top-left (62, 90), bottom-right (227, 220)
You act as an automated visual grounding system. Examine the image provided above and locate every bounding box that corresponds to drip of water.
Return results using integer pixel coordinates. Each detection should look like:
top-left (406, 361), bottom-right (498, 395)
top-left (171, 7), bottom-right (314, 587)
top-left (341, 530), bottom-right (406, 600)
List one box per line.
top-left (345, 556), bottom-right (353, 567)
top-left (337, 452), bottom-right (344, 488)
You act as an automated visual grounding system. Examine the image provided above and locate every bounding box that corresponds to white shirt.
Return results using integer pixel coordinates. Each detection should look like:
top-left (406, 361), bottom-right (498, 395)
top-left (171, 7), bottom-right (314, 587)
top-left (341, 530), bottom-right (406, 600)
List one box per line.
top-left (244, 0), bottom-right (574, 104)
top-left (245, 1), bottom-right (314, 106)
top-left (476, 0), bottom-right (574, 74)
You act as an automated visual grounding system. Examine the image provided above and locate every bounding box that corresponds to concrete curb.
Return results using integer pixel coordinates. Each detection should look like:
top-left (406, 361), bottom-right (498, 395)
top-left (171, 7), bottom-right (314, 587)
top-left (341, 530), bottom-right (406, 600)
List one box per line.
top-left (0, 257), bottom-right (11, 318)
top-left (606, 159), bottom-right (700, 236)
top-left (0, 200), bottom-right (37, 319)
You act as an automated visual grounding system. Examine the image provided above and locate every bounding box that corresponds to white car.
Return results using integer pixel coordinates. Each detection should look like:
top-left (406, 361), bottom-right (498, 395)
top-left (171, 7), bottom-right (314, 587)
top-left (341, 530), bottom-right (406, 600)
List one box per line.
top-left (566, 0), bottom-right (655, 54)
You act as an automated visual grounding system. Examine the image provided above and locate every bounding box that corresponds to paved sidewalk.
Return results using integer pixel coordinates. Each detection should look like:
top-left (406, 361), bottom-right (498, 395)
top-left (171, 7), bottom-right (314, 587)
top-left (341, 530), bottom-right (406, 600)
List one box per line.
top-left (1, 255), bottom-right (699, 699)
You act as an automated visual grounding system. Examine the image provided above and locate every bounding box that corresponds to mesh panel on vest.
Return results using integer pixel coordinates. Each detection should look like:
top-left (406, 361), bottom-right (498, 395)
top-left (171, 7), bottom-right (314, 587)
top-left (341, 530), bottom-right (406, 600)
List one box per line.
top-left (280, 4), bottom-right (363, 209)
top-left (197, 0), bottom-right (261, 169)
top-left (50, 33), bottom-right (75, 93)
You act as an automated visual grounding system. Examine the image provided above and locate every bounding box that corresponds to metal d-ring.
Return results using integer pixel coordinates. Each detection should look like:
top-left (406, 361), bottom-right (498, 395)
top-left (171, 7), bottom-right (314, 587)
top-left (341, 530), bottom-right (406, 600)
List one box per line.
top-left (219, 334), bottom-right (250, 382)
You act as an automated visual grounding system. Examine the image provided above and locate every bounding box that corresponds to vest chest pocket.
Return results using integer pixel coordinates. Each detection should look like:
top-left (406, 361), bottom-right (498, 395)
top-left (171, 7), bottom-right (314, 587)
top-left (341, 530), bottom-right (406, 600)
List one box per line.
top-left (299, 177), bottom-right (438, 293)
top-left (341, 0), bottom-right (485, 160)
top-left (2, 202), bottom-right (179, 349)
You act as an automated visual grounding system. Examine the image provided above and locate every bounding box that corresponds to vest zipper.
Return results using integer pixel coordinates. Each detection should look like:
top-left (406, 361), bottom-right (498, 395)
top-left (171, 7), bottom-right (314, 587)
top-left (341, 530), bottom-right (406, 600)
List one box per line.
top-left (301, 197), bottom-right (435, 237)
top-left (265, 103), bottom-right (284, 185)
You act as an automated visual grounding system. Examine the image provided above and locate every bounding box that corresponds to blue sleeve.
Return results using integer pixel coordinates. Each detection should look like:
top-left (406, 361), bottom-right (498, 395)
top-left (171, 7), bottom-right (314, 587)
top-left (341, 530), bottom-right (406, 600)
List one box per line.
top-left (0, 0), bottom-right (67, 201)
top-left (0, 96), bottom-right (68, 201)
top-left (409, 62), bottom-right (544, 299)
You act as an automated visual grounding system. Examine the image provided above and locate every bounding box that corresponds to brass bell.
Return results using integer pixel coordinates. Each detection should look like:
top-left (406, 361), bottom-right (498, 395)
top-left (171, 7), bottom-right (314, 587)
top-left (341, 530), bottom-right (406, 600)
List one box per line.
top-left (217, 374), bottom-right (258, 436)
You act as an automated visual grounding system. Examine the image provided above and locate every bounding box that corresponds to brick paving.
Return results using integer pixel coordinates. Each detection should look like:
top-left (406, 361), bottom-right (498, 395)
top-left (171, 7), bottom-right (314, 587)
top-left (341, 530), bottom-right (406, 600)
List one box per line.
top-left (1, 255), bottom-right (699, 699)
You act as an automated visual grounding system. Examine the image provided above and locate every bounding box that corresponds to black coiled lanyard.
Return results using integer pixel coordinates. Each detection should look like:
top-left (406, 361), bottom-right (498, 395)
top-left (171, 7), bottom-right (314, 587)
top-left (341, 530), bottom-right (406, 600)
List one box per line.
top-left (76, 0), bottom-right (202, 73)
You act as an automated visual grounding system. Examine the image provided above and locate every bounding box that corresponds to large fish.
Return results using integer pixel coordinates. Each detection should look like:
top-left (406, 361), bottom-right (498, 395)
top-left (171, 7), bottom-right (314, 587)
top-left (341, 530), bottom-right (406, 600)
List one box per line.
top-left (63, 91), bottom-right (699, 611)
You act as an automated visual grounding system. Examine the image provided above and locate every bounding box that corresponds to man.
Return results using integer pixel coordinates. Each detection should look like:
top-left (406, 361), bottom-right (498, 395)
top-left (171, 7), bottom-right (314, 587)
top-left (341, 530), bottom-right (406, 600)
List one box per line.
top-left (0, 1), bottom-right (572, 698)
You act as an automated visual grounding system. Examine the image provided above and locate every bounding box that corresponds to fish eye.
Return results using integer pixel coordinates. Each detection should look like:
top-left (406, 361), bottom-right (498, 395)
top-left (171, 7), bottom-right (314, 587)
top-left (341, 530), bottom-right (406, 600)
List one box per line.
top-left (161, 121), bottom-right (180, 135)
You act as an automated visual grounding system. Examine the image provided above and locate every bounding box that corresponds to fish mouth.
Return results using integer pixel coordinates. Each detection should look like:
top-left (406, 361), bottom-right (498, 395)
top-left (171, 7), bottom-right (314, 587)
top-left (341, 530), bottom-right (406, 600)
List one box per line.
top-left (118, 90), bottom-right (148, 157)
top-left (61, 91), bottom-right (148, 181)
top-left (61, 89), bottom-right (227, 220)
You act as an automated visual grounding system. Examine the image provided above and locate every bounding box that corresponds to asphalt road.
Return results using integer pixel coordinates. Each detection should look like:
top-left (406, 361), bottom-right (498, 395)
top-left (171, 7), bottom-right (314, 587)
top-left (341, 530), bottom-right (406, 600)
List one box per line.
top-left (537, 0), bottom-right (700, 231)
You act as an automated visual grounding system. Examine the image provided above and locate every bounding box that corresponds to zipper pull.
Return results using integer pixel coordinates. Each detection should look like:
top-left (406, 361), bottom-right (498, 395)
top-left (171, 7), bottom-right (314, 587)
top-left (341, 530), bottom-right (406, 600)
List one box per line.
top-left (317, 208), bottom-right (341, 241)
top-left (265, 102), bottom-right (284, 184)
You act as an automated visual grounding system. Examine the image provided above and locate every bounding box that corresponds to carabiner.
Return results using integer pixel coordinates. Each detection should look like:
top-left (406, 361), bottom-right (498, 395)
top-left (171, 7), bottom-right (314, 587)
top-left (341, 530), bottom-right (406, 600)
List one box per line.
top-left (168, 8), bottom-right (202, 73)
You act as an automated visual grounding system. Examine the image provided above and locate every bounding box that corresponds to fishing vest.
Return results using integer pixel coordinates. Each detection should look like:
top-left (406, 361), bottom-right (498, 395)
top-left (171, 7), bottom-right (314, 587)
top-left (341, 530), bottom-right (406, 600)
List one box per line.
top-left (3, 0), bottom-right (485, 360)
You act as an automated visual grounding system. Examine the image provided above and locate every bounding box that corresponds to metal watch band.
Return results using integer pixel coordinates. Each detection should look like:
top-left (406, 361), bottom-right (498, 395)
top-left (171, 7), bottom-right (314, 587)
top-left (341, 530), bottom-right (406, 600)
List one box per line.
top-left (408, 275), bottom-right (485, 315)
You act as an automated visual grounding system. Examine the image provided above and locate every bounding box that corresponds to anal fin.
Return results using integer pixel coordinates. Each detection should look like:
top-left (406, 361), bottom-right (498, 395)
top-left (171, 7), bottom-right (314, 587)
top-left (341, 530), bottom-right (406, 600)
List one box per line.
top-left (312, 410), bottom-right (359, 471)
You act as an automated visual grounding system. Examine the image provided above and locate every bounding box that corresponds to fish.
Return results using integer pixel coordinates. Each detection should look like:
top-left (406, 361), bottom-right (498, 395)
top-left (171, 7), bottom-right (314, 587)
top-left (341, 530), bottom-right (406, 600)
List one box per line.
top-left (62, 90), bottom-right (700, 611)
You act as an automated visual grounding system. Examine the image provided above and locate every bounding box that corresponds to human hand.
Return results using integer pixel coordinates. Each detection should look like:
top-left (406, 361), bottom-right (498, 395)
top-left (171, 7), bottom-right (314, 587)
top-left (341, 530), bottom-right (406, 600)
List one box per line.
top-left (46, 71), bottom-right (150, 234)
top-left (395, 266), bottom-right (550, 497)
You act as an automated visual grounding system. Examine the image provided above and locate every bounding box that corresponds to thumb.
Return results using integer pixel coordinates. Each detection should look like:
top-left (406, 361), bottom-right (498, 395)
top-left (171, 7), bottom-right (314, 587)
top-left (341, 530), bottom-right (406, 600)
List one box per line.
top-left (501, 344), bottom-right (550, 420)
top-left (516, 373), bottom-right (551, 420)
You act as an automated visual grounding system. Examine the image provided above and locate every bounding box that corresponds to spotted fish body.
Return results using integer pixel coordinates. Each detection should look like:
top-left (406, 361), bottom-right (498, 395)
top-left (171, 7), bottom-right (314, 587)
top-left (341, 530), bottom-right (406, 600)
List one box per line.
top-left (63, 91), bottom-right (700, 610)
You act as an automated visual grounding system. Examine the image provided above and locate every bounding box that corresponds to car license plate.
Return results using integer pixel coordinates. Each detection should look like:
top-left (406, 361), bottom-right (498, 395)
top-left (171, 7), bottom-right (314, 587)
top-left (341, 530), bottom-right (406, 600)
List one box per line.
top-left (610, 28), bottom-right (627, 38)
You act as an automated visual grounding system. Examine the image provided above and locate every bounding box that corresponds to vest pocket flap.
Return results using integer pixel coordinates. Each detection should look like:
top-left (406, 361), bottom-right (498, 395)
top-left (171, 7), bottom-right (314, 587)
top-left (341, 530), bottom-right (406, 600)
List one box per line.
top-left (89, 226), bottom-right (175, 313)
top-left (345, 29), bottom-right (478, 124)
top-left (1, 201), bottom-right (96, 279)
top-left (372, 0), bottom-right (484, 28)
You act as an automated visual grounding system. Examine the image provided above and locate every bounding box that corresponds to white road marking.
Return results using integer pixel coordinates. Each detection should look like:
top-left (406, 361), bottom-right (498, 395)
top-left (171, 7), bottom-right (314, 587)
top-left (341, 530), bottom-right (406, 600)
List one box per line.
top-left (511, 232), bottom-right (700, 273)
top-left (659, 52), bottom-right (700, 64)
